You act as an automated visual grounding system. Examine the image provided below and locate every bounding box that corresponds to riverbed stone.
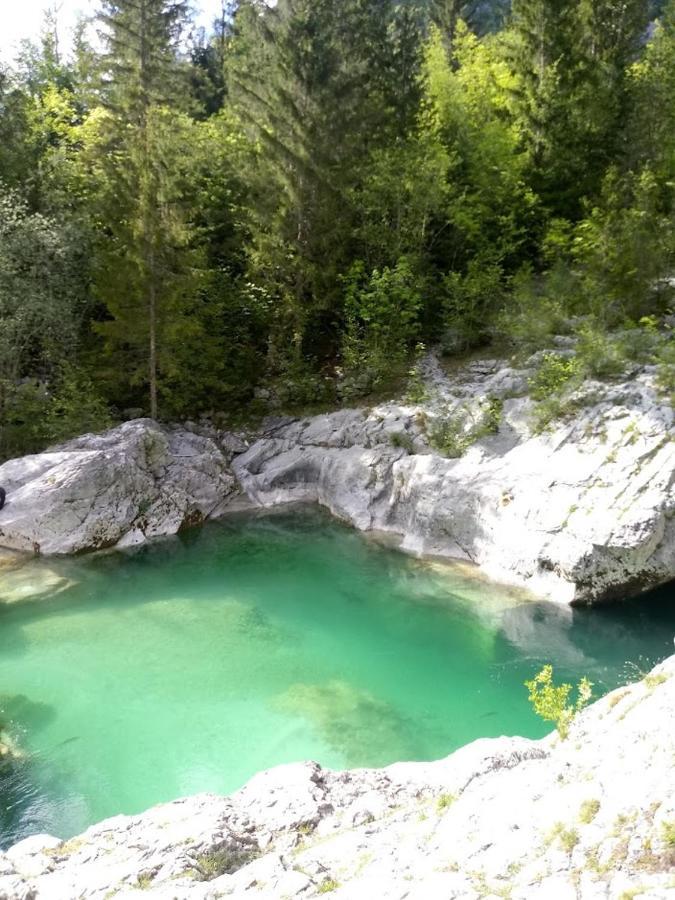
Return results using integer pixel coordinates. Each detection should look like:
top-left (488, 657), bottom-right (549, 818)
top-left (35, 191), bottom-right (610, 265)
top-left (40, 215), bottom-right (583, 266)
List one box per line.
top-left (1, 655), bottom-right (672, 899)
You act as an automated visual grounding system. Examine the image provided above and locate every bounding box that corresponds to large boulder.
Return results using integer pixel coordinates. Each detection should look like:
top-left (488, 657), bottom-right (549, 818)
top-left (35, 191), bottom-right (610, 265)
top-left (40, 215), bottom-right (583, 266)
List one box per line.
top-left (0, 420), bottom-right (240, 555)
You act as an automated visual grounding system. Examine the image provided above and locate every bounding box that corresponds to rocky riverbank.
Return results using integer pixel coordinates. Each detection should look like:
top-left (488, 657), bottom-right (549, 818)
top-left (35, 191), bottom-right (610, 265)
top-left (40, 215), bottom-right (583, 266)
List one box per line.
top-left (1, 655), bottom-right (673, 899)
top-left (0, 350), bottom-right (673, 605)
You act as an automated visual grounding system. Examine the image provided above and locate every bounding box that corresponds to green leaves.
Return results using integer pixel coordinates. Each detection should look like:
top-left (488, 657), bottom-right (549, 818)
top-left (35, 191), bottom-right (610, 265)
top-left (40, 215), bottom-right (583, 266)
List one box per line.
top-left (525, 665), bottom-right (593, 739)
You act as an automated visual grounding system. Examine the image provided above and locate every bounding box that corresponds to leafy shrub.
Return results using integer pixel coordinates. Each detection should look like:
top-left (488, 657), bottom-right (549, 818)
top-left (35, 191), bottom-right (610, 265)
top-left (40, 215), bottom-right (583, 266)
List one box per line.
top-left (0, 186), bottom-right (89, 390)
top-left (437, 793), bottom-right (456, 811)
top-left (266, 367), bottom-right (334, 410)
top-left (575, 322), bottom-right (627, 378)
top-left (340, 258), bottom-right (422, 398)
top-left (572, 168), bottom-right (675, 323)
top-left (579, 799), bottom-right (601, 824)
top-left (441, 260), bottom-right (504, 354)
top-left (662, 821), bottom-right (675, 847)
top-left (0, 379), bottom-right (51, 460)
top-left (548, 822), bottom-right (580, 853)
top-left (497, 265), bottom-right (570, 352)
top-left (528, 352), bottom-right (582, 401)
top-left (0, 367), bottom-right (113, 462)
top-left (615, 317), bottom-right (660, 363)
top-left (525, 665), bottom-right (593, 739)
top-left (481, 397), bottom-right (503, 434)
top-left (527, 352), bottom-right (583, 432)
top-left (655, 339), bottom-right (675, 403)
top-left (192, 846), bottom-right (259, 881)
top-left (44, 366), bottom-right (113, 444)
top-left (428, 413), bottom-right (475, 458)
top-left (405, 343), bottom-right (429, 404)
top-left (389, 431), bottom-right (415, 453)
top-left (428, 398), bottom-right (502, 457)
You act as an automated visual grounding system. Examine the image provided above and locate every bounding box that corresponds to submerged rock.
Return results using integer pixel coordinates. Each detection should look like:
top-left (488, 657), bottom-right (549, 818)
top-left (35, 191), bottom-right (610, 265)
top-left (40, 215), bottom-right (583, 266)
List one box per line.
top-left (0, 351), bottom-right (673, 604)
top-left (1, 655), bottom-right (673, 899)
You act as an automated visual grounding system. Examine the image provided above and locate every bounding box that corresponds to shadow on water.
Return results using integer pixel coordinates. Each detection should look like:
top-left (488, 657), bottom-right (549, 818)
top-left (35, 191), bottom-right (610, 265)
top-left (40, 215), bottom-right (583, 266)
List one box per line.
top-left (497, 579), bottom-right (675, 690)
top-left (0, 694), bottom-right (60, 850)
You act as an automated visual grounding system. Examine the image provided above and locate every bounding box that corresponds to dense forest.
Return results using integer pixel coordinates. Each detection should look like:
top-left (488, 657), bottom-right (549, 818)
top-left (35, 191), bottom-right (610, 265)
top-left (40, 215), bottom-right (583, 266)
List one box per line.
top-left (1, 0), bottom-right (675, 459)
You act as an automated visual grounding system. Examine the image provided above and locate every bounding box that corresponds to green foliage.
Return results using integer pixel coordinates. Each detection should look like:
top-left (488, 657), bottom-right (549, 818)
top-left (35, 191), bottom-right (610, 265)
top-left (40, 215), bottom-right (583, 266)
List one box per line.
top-left (405, 346), bottom-right (430, 405)
top-left (527, 353), bottom-right (582, 432)
top-left (548, 821), bottom-right (580, 853)
top-left (0, 368), bottom-right (113, 462)
top-left (662, 821), bottom-right (675, 847)
top-left (317, 880), bottom-right (339, 894)
top-left (43, 367), bottom-right (113, 444)
top-left (573, 169), bottom-right (675, 323)
top-left (423, 25), bottom-right (537, 279)
top-left (528, 353), bottom-right (581, 402)
top-left (615, 317), bottom-right (661, 364)
top-left (655, 338), bottom-right (675, 404)
top-left (429, 413), bottom-right (474, 458)
top-left (437, 793), bottom-right (456, 812)
top-left (498, 266), bottom-right (572, 352)
top-left (442, 260), bottom-right (505, 354)
top-left (389, 432), bottom-right (415, 454)
top-left (340, 259), bottom-right (422, 398)
top-left (0, 185), bottom-right (89, 386)
top-left (579, 799), bottom-right (601, 824)
top-left (574, 324), bottom-right (627, 379)
top-left (525, 665), bottom-right (593, 739)
top-left (228, 0), bottom-right (422, 366)
top-left (1, 0), bottom-right (675, 442)
top-left (428, 397), bottom-right (502, 457)
top-left (0, 380), bottom-right (51, 461)
top-left (482, 397), bottom-right (503, 433)
top-left (192, 846), bottom-right (258, 882)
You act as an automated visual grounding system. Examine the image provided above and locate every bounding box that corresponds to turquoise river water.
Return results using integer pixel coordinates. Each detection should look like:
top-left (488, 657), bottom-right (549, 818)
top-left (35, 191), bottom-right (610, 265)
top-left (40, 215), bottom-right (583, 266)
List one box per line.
top-left (0, 508), bottom-right (673, 847)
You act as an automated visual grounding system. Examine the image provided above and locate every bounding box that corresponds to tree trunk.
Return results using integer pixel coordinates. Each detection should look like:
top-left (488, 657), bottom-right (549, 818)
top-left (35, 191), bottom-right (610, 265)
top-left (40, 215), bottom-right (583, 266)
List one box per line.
top-left (149, 273), bottom-right (158, 419)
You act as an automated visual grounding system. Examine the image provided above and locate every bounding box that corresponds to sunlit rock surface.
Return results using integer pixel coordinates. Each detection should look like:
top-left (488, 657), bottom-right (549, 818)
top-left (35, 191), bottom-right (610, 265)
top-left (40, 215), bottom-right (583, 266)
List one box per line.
top-left (0, 420), bottom-right (240, 556)
top-left (1, 656), bottom-right (673, 899)
top-left (234, 354), bottom-right (675, 605)
top-left (0, 350), bottom-right (674, 604)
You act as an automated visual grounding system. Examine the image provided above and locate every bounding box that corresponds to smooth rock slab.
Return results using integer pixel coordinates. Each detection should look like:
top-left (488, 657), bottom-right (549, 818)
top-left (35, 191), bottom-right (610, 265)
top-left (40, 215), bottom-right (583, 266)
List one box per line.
top-left (1, 350), bottom-right (674, 605)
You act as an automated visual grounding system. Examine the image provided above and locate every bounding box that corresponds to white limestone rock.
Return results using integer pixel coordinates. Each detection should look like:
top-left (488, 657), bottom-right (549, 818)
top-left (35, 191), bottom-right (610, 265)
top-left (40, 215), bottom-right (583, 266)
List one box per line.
top-left (233, 354), bottom-right (675, 604)
top-left (2, 655), bottom-right (673, 899)
top-left (0, 349), bottom-right (673, 605)
top-left (0, 420), bottom-right (239, 555)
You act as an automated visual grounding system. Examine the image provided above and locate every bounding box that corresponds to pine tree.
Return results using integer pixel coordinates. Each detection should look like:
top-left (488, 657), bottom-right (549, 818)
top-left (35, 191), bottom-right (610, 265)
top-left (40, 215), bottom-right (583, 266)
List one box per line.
top-left (508, 0), bottom-right (648, 219)
top-left (508, 0), bottom-right (577, 167)
top-left (429, 0), bottom-right (509, 43)
top-left (96, 0), bottom-right (190, 418)
top-left (228, 0), bottom-right (422, 367)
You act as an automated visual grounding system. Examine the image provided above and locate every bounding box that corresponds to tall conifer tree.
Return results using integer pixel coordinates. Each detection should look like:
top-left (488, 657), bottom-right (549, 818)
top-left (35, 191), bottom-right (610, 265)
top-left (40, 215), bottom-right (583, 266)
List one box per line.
top-left (96, 0), bottom-right (190, 418)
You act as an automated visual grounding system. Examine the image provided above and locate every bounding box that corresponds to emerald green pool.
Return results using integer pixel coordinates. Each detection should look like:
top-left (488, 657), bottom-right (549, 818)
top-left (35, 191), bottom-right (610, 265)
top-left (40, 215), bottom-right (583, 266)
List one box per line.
top-left (0, 509), bottom-right (673, 846)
